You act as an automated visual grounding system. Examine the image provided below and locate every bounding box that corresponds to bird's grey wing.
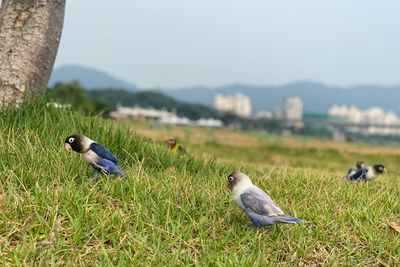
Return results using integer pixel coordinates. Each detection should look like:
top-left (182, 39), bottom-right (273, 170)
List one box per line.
top-left (89, 143), bottom-right (119, 163)
top-left (240, 187), bottom-right (284, 217)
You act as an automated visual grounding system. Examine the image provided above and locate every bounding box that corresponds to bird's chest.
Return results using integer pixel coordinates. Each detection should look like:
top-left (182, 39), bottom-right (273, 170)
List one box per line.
top-left (364, 169), bottom-right (375, 180)
top-left (233, 190), bottom-right (246, 210)
top-left (82, 150), bottom-right (100, 164)
top-left (170, 144), bottom-right (178, 153)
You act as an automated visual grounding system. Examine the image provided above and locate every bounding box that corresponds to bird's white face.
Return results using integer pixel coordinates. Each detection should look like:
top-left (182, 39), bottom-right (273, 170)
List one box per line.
top-left (64, 134), bottom-right (93, 153)
top-left (227, 172), bottom-right (254, 210)
top-left (227, 172), bottom-right (253, 195)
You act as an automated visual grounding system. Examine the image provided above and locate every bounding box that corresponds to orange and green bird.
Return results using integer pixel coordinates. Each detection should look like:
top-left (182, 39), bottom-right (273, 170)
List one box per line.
top-left (166, 138), bottom-right (187, 154)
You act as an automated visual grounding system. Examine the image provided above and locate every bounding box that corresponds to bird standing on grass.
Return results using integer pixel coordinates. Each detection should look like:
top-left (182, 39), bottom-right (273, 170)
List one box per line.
top-left (345, 161), bottom-right (366, 179)
top-left (166, 138), bottom-right (187, 154)
top-left (64, 134), bottom-right (126, 179)
top-left (227, 172), bottom-right (304, 227)
top-left (348, 164), bottom-right (385, 182)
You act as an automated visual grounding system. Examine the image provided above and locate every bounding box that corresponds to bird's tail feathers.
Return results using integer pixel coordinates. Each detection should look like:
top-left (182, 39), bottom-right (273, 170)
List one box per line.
top-left (275, 215), bottom-right (304, 224)
top-left (103, 160), bottom-right (127, 179)
top-left (115, 169), bottom-right (127, 179)
top-left (120, 172), bottom-right (128, 180)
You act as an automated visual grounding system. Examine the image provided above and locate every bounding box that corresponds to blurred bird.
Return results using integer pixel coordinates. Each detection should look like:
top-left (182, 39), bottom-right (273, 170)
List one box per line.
top-left (64, 134), bottom-right (126, 179)
top-left (345, 161), bottom-right (366, 179)
top-left (348, 164), bottom-right (385, 181)
top-left (227, 172), bottom-right (304, 227)
top-left (166, 138), bottom-right (186, 154)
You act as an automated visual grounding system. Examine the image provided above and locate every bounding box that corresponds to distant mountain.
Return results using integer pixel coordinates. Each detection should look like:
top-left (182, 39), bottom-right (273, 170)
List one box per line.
top-left (49, 65), bottom-right (137, 91)
top-left (161, 82), bottom-right (400, 114)
top-left (49, 65), bottom-right (400, 114)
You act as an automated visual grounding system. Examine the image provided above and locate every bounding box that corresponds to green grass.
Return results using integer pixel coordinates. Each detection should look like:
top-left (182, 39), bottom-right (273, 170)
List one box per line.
top-left (190, 140), bottom-right (400, 174)
top-left (0, 100), bottom-right (399, 265)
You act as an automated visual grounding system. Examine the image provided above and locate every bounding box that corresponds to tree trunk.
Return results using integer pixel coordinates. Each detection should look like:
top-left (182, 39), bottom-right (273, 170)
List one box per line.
top-left (0, 0), bottom-right (65, 106)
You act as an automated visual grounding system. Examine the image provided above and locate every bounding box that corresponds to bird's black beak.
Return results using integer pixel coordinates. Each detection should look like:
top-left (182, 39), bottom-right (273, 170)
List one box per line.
top-left (64, 143), bottom-right (72, 151)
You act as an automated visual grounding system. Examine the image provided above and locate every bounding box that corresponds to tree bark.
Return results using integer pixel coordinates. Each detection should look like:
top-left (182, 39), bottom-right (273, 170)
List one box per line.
top-left (0, 0), bottom-right (65, 106)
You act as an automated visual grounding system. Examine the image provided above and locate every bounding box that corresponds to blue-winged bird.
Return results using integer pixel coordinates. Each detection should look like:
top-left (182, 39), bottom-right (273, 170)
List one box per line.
top-left (227, 172), bottom-right (304, 227)
top-left (348, 164), bottom-right (385, 182)
top-left (345, 161), bottom-right (366, 179)
top-left (64, 134), bottom-right (126, 179)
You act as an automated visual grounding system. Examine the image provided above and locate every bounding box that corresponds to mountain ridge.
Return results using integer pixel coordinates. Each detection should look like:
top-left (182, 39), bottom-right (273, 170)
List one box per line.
top-left (49, 64), bottom-right (400, 114)
top-left (49, 64), bottom-right (137, 91)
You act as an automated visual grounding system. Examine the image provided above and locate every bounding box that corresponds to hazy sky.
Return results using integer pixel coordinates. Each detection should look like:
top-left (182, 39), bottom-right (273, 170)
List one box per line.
top-left (54, 0), bottom-right (400, 88)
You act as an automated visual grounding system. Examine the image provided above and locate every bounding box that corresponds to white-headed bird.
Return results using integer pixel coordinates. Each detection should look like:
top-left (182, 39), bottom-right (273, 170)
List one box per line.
top-left (345, 161), bottom-right (366, 179)
top-left (348, 164), bottom-right (385, 182)
top-left (64, 134), bottom-right (126, 179)
top-left (227, 172), bottom-right (304, 227)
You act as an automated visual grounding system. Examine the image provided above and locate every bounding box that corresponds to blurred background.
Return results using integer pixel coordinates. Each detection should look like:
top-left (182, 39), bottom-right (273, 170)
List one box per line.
top-left (48, 0), bottom-right (400, 144)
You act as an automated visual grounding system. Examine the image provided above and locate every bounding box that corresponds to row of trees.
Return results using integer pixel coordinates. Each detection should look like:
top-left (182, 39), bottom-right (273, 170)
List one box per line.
top-left (46, 82), bottom-right (237, 120)
top-left (46, 82), bottom-right (111, 116)
top-left (88, 88), bottom-right (223, 120)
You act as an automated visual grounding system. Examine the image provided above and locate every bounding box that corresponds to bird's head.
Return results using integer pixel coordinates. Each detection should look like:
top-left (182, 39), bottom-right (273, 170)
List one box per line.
top-left (356, 161), bottom-right (366, 170)
top-left (166, 138), bottom-right (176, 148)
top-left (64, 134), bottom-right (91, 154)
top-left (227, 172), bottom-right (252, 192)
top-left (373, 164), bottom-right (386, 175)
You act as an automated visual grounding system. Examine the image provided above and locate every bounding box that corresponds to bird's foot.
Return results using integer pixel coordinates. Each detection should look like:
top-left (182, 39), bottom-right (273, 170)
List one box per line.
top-left (88, 176), bottom-right (99, 182)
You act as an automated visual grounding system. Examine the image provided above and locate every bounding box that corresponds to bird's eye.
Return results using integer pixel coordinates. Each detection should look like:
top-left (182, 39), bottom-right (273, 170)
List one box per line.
top-left (228, 176), bottom-right (234, 182)
top-left (69, 137), bottom-right (74, 143)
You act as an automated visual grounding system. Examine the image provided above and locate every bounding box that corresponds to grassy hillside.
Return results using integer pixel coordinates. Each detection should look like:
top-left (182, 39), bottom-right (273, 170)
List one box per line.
top-left (134, 121), bottom-right (400, 172)
top-left (0, 101), bottom-right (399, 265)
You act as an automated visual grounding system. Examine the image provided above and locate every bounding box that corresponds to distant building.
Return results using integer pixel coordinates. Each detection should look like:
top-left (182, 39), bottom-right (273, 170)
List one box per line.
top-left (110, 104), bottom-right (223, 127)
top-left (46, 102), bottom-right (71, 109)
top-left (196, 118), bottom-right (224, 127)
top-left (329, 105), bottom-right (400, 135)
top-left (214, 93), bottom-right (252, 118)
top-left (255, 111), bottom-right (273, 119)
top-left (110, 104), bottom-right (174, 120)
top-left (160, 116), bottom-right (223, 128)
top-left (159, 115), bottom-right (192, 126)
top-left (282, 96), bottom-right (303, 128)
